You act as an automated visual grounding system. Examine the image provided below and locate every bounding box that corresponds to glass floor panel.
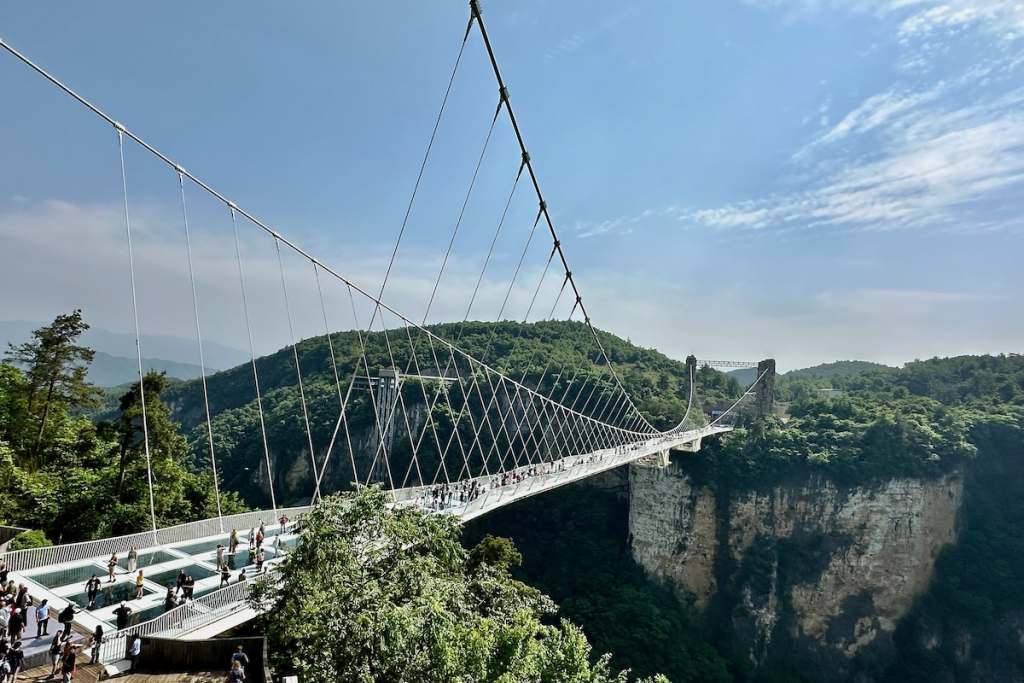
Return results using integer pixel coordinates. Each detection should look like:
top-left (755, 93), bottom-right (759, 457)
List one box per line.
top-left (25, 563), bottom-right (104, 590)
top-left (117, 550), bottom-right (178, 570)
top-left (66, 582), bottom-right (155, 610)
top-left (274, 537), bottom-right (298, 550)
top-left (126, 602), bottom-right (172, 627)
top-left (218, 547), bottom-right (274, 571)
top-left (167, 538), bottom-right (229, 557)
top-left (146, 564), bottom-right (218, 589)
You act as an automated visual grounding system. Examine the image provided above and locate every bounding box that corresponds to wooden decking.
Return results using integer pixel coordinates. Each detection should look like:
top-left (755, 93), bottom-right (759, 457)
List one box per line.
top-left (116, 674), bottom-right (223, 682)
top-left (18, 662), bottom-right (103, 682)
top-left (17, 663), bottom-right (223, 682)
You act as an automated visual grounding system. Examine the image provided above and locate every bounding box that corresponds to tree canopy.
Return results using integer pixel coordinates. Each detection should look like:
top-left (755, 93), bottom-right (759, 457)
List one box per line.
top-left (250, 487), bottom-right (667, 683)
top-left (0, 313), bottom-right (241, 543)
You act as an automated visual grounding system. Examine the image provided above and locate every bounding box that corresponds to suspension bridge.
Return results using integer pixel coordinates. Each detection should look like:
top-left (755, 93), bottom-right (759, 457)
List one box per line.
top-left (0, 1), bottom-right (774, 672)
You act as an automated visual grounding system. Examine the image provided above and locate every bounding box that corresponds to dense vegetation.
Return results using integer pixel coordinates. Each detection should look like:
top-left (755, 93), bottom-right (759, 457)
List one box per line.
top-left (465, 484), bottom-right (733, 682)
top-left (4, 311), bottom-right (1023, 682)
top-left (99, 319), bottom-right (742, 507)
top-left (697, 355), bottom-right (1023, 488)
top-left (251, 487), bottom-right (668, 682)
top-left (0, 312), bottom-right (241, 546)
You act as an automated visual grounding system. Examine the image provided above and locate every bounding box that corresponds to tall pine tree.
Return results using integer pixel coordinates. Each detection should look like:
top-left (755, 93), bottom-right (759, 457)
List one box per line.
top-left (4, 310), bottom-right (100, 466)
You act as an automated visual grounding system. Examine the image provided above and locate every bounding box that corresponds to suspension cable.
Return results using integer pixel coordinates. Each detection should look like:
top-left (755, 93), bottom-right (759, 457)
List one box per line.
top-left (466, 3), bottom-right (657, 434)
top-left (0, 37), bottom-right (651, 441)
top-left (230, 209), bottom-right (278, 520)
top-left (274, 238), bottom-right (322, 503)
top-left (116, 128), bottom-right (158, 542)
top-left (366, 15), bottom-right (474, 330)
top-left (177, 172), bottom-right (224, 531)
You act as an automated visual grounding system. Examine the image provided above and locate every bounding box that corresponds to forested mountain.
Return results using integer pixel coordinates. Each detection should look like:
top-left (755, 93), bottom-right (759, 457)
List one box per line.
top-left (471, 353), bottom-right (1024, 683)
top-left (155, 320), bottom-right (742, 507)
top-left (4, 311), bottom-right (1022, 682)
top-left (784, 360), bottom-right (895, 381)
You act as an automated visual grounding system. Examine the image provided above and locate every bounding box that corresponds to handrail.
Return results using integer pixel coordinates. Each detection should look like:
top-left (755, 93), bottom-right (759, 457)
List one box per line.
top-left (97, 569), bottom-right (277, 664)
top-left (4, 507), bottom-right (309, 572)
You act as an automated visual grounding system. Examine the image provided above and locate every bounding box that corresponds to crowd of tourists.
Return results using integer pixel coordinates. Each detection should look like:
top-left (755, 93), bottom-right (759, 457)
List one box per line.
top-left (418, 446), bottom-right (645, 512)
top-left (0, 572), bottom-right (87, 683)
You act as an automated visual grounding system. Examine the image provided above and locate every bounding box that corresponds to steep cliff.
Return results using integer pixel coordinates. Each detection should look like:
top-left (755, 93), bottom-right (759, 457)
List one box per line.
top-left (629, 459), bottom-right (964, 678)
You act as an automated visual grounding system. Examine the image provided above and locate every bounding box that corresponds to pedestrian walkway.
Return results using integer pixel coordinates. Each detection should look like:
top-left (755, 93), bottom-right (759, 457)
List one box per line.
top-left (18, 661), bottom-right (103, 682)
top-left (116, 673), bottom-right (222, 682)
top-left (8, 523), bottom-right (298, 651)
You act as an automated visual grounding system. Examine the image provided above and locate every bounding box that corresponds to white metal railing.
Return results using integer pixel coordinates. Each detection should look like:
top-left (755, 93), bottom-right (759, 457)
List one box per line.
top-left (392, 426), bottom-right (725, 520)
top-left (3, 507), bottom-right (309, 571)
top-left (97, 569), bottom-right (278, 663)
top-left (6, 428), bottom-right (728, 573)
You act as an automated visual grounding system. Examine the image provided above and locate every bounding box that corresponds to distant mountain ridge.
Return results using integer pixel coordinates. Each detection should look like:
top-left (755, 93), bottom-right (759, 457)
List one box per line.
top-left (728, 359), bottom-right (895, 387)
top-left (0, 319), bottom-right (248, 386)
top-left (88, 351), bottom-right (205, 387)
top-left (784, 360), bottom-right (895, 380)
top-left (0, 319), bottom-right (248, 371)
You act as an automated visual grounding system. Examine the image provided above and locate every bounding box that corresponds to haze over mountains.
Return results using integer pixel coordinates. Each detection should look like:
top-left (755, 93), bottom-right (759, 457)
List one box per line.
top-left (0, 319), bottom-right (248, 386)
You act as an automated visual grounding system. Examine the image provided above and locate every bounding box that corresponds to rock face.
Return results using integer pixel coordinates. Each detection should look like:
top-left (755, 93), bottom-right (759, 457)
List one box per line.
top-left (628, 459), bottom-right (964, 677)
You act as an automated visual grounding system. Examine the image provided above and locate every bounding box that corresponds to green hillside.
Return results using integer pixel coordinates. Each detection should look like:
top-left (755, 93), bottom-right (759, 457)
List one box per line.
top-left (154, 320), bottom-right (741, 507)
top-left (784, 360), bottom-right (895, 380)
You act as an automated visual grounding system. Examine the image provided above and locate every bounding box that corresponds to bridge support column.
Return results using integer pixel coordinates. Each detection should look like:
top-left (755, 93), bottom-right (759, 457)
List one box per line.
top-left (755, 358), bottom-right (776, 418)
top-left (655, 449), bottom-right (670, 467)
top-left (674, 437), bottom-right (702, 453)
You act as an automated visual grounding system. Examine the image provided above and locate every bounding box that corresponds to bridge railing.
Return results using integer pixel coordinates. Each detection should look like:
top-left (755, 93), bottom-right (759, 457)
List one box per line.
top-left (97, 569), bottom-right (277, 663)
top-left (3, 506), bottom-right (309, 572)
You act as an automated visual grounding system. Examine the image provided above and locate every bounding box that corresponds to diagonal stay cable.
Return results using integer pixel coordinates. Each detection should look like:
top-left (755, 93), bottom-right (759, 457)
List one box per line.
top-left (0, 38), bottom-right (651, 444)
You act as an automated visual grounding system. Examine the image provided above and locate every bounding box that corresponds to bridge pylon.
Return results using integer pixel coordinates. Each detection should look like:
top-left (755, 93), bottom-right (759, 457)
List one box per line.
top-left (755, 358), bottom-right (776, 418)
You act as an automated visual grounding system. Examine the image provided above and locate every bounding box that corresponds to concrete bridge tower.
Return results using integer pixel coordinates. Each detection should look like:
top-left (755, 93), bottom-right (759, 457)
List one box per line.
top-left (755, 358), bottom-right (776, 418)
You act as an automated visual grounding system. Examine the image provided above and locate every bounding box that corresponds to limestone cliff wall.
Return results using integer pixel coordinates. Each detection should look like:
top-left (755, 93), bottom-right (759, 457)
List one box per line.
top-left (628, 459), bottom-right (964, 675)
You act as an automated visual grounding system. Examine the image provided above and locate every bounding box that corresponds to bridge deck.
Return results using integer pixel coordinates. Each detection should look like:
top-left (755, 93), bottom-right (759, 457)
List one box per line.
top-left (4, 426), bottom-right (728, 661)
top-left (9, 525), bottom-right (300, 649)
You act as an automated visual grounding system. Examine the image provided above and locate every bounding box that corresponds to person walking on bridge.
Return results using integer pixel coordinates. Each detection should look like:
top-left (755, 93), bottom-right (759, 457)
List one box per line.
top-left (231, 644), bottom-right (249, 674)
top-left (34, 599), bottom-right (49, 638)
top-left (7, 609), bottom-right (23, 641)
top-left (84, 575), bottom-right (100, 609)
top-left (228, 528), bottom-right (239, 554)
top-left (106, 553), bottom-right (118, 583)
top-left (113, 601), bottom-right (132, 631)
top-left (47, 633), bottom-right (62, 678)
top-left (6, 639), bottom-right (23, 682)
top-left (88, 624), bottom-right (103, 665)
top-left (126, 547), bottom-right (138, 574)
top-left (57, 604), bottom-right (77, 640)
top-left (60, 642), bottom-right (78, 683)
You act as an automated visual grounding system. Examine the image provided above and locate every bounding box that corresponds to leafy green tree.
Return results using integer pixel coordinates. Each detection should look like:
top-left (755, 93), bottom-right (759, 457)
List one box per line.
top-left (250, 488), bottom-right (663, 682)
top-left (4, 310), bottom-right (100, 464)
top-left (106, 370), bottom-right (245, 534)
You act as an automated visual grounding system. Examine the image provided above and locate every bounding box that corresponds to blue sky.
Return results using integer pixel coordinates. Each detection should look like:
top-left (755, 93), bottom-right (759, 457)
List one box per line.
top-left (1, 0), bottom-right (1021, 370)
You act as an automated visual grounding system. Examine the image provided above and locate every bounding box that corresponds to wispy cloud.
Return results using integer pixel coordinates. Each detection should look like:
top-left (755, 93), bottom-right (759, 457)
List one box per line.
top-left (744, 0), bottom-right (1024, 42)
top-left (0, 199), bottom-right (568, 356)
top-left (543, 7), bottom-right (639, 61)
top-left (572, 84), bottom-right (1024, 236)
top-left (572, 1), bottom-right (1024, 238)
top-left (689, 77), bottom-right (1024, 232)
